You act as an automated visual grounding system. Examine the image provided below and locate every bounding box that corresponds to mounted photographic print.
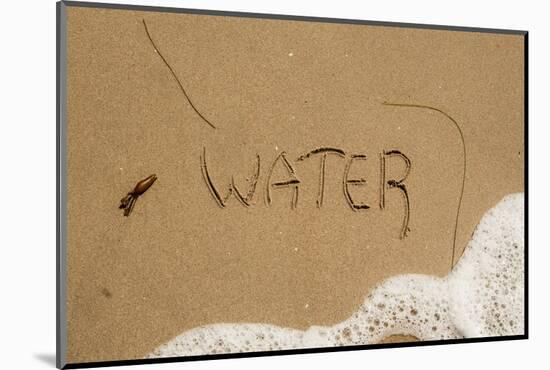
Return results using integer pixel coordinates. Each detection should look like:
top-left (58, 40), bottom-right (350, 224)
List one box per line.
top-left (56, 1), bottom-right (528, 368)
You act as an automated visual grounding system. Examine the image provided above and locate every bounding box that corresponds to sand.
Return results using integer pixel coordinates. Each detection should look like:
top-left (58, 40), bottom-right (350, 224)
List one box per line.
top-left (63, 4), bottom-right (524, 363)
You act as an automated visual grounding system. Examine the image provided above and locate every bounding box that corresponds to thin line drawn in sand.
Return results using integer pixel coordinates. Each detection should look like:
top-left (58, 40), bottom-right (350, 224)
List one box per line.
top-left (200, 147), bottom-right (261, 208)
top-left (379, 151), bottom-right (386, 210)
top-left (296, 147), bottom-right (346, 208)
top-left (142, 19), bottom-right (217, 130)
top-left (381, 150), bottom-right (412, 240)
top-left (343, 154), bottom-right (370, 211)
top-left (265, 151), bottom-right (301, 209)
top-left (382, 102), bottom-right (466, 271)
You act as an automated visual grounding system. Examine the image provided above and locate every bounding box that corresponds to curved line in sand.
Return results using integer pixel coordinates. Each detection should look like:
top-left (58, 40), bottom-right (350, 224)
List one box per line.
top-left (382, 102), bottom-right (467, 271)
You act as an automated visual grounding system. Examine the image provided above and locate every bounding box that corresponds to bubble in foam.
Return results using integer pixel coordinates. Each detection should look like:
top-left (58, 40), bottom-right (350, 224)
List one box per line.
top-left (148, 193), bottom-right (524, 358)
top-left (448, 192), bottom-right (524, 337)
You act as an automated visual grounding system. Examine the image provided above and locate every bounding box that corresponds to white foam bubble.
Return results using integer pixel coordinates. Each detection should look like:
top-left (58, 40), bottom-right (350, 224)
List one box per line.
top-left (149, 193), bottom-right (524, 358)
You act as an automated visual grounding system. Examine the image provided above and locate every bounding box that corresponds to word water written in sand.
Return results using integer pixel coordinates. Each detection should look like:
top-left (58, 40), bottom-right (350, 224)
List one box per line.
top-left (200, 147), bottom-right (411, 239)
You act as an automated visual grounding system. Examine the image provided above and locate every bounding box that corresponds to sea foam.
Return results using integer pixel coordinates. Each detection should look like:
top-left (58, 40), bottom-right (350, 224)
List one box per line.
top-left (149, 193), bottom-right (524, 357)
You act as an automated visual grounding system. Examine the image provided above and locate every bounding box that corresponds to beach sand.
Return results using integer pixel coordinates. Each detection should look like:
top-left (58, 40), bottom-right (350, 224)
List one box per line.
top-left (64, 6), bottom-right (524, 363)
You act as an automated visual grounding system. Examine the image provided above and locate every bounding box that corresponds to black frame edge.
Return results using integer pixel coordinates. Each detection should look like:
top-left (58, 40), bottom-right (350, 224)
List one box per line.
top-left (63, 335), bottom-right (528, 369)
top-left (523, 32), bottom-right (529, 338)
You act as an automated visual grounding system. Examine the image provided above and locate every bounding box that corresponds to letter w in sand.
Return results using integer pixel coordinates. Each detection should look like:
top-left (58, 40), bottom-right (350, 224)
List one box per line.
top-left (200, 147), bottom-right (261, 208)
